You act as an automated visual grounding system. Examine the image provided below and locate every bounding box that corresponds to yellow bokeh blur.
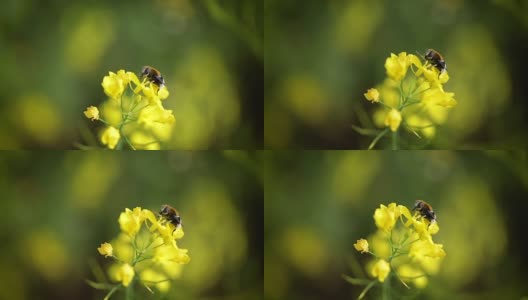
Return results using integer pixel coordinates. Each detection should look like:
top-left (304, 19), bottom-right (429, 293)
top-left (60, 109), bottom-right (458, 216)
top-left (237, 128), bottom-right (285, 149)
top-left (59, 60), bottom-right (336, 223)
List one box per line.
top-left (14, 94), bottom-right (62, 145)
top-left (169, 46), bottom-right (240, 148)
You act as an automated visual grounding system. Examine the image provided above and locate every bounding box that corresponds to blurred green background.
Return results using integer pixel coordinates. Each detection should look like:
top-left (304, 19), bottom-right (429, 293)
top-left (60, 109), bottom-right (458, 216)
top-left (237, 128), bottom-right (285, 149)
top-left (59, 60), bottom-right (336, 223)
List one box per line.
top-left (0, 0), bottom-right (262, 149)
top-left (0, 151), bottom-right (262, 300)
top-left (264, 0), bottom-right (528, 149)
top-left (264, 151), bottom-right (528, 299)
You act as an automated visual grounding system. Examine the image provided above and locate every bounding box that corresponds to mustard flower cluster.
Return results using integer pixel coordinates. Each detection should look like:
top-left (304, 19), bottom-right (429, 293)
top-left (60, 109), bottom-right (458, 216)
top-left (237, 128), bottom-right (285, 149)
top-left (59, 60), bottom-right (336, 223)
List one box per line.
top-left (359, 52), bottom-right (457, 149)
top-left (84, 70), bottom-right (175, 150)
top-left (344, 202), bottom-right (445, 299)
top-left (90, 207), bottom-right (190, 299)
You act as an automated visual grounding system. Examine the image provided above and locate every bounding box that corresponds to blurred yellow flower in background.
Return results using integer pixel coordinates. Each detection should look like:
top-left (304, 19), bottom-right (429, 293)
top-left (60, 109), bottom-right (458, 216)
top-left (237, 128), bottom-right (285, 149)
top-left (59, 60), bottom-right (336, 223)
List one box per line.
top-left (371, 259), bottom-right (391, 282)
top-left (384, 109), bottom-right (402, 132)
top-left (116, 263), bottom-right (135, 287)
top-left (409, 238), bottom-right (446, 260)
top-left (100, 126), bottom-right (120, 149)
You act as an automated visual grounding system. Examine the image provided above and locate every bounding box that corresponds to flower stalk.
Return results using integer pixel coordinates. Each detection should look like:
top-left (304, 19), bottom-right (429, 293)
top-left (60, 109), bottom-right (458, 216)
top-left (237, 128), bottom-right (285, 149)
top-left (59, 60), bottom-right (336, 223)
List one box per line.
top-left (344, 202), bottom-right (445, 299)
top-left (83, 70), bottom-right (175, 150)
top-left (356, 51), bottom-right (457, 149)
top-left (89, 207), bottom-right (190, 299)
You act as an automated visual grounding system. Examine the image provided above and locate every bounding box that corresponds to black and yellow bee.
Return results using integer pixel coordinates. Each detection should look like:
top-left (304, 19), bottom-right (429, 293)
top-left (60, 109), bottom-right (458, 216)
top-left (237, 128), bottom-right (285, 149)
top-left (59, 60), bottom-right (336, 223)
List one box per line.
top-left (422, 49), bottom-right (447, 73)
top-left (413, 200), bottom-right (437, 223)
top-left (159, 204), bottom-right (182, 228)
top-left (141, 66), bottom-right (165, 88)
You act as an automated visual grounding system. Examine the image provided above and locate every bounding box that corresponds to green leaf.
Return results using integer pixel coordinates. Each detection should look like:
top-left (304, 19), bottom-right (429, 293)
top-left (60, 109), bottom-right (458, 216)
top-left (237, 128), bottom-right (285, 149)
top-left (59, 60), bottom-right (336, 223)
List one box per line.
top-left (85, 279), bottom-right (118, 290)
top-left (351, 124), bottom-right (383, 136)
top-left (342, 274), bottom-right (372, 285)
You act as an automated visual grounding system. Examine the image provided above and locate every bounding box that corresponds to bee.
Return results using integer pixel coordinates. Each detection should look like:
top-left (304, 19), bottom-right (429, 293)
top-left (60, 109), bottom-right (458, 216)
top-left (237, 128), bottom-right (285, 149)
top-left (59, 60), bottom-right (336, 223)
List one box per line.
top-left (412, 200), bottom-right (437, 223)
top-left (159, 204), bottom-right (182, 228)
top-left (422, 49), bottom-right (447, 73)
top-left (140, 66), bottom-right (165, 88)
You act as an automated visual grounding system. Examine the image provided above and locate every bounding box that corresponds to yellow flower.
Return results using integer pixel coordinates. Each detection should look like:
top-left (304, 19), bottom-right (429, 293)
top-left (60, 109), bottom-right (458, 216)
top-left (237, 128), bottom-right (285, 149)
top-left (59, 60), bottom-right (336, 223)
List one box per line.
top-left (371, 259), bottom-right (391, 282)
top-left (116, 263), bottom-right (135, 287)
top-left (409, 238), bottom-right (446, 260)
top-left (373, 203), bottom-right (405, 233)
top-left (384, 109), bottom-right (402, 132)
top-left (102, 71), bottom-right (126, 99)
top-left (97, 242), bottom-right (113, 258)
top-left (142, 85), bottom-right (161, 105)
top-left (422, 88), bottom-right (457, 108)
top-left (153, 243), bottom-right (191, 266)
top-left (398, 264), bottom-right (428, 288)
top-left (364, 88), bottom-right (380, 103)
top-left (354, 238), bottom-right (369, 253)
top-left (158, 86), bottom-right (169, 100)
top-left (384, 52), bottom-right (410, 81)
top-left (84, 106), bottom-right (99, 121)
top-left (408, 54), bottom-right (423, 70)
top-left (140, 268), bottom-right (171, 292)
top-left (438, 71), bottom-right (449, 83)
top-left (138, 104), bottom-right (175, 126)
top-left (118, 207), bottom-right (146, 237)
top-left (127, 71), bottom-right (141, 87)
top-left (100, 126), bottom-right (120, 149)
top-left (428, 222), bottom-right (439, 235)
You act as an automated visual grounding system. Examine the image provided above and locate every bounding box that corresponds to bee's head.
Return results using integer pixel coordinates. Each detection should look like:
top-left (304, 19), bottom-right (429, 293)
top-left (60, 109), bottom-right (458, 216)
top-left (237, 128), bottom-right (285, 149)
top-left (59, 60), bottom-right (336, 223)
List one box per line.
top-left (141, 66), bottom-right (150, 76)
top-left (413, 200), bottom-right (423, 211)
top-left (160, 204), bottom-right (169, 216)
top-left (424, 49), bottom-right (434, 59)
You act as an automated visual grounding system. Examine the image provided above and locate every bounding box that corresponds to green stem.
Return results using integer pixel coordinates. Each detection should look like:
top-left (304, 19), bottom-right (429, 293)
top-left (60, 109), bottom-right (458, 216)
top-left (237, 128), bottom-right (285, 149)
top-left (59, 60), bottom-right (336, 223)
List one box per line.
top-left (358, 280), bottom-right (377, 300)
top-left (398, 81), bottom-right (404, 108)
top-left (368, 128), bottom-right (389, 150)
top-left (103, 284), bottom-right (120, 300)
top-left (382, 274), bottom-right (391, 300)
top-left (126, 282), bottom-right (133, 300)
top-left (391, 131), bottom-right (399, 150)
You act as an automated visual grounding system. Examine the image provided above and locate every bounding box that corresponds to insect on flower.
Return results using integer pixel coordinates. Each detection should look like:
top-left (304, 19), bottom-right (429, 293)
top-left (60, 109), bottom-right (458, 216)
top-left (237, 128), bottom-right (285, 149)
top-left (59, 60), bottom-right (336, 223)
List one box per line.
top-left (159, 204), bottom-right (182, 228)
top-left (141, 66), bottom-right (166, 89)
top-left (413, 200), bottom-right (437, 223)
top-left (419, 49), bottom-right (447, 74)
